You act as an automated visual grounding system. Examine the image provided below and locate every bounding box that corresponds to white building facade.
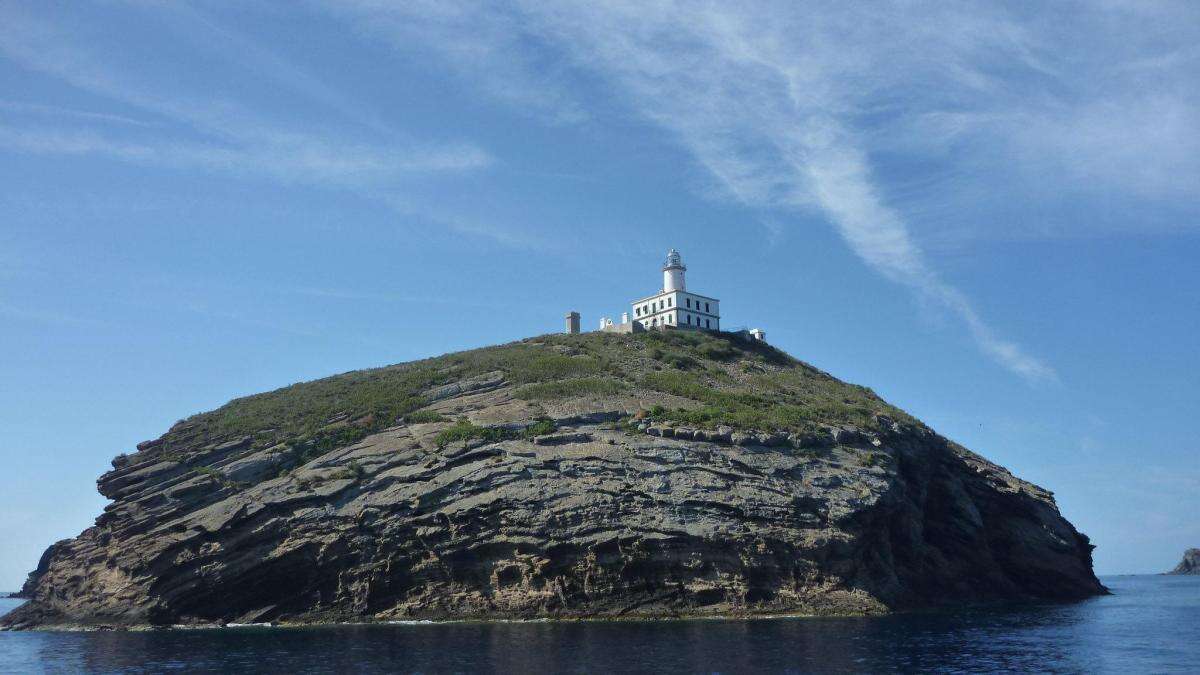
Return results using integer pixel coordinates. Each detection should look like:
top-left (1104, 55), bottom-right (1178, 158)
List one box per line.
top-left (631, 249), bottom-right (720, 331)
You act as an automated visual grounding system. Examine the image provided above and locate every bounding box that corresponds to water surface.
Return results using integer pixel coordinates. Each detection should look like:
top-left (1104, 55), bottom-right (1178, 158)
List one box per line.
top-left (2, 576), bottom-right (1197, 673)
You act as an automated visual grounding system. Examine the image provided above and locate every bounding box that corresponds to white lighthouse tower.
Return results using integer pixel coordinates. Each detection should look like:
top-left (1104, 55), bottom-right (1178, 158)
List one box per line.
top-left (663, 248), bottom-right (686, 293)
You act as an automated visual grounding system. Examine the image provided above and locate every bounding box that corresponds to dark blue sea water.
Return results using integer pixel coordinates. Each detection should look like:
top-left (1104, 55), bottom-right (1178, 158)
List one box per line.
top-left (2, 575), bottom-right (1197, 673)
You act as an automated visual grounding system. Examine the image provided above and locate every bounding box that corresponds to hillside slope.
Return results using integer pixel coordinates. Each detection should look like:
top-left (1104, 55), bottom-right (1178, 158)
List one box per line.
top-left (2, 330), bottom-right (1104, 629)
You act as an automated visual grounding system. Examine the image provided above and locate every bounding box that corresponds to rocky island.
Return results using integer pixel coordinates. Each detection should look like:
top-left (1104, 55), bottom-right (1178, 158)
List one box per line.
top-left (1, 330), bottom-right (1105, 630)
top-left (1166, 549), bottom-right (1200, 575)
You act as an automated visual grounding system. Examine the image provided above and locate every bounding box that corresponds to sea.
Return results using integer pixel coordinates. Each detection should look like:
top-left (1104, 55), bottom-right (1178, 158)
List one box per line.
top-left (1, 575), bottom-right (1196, 673)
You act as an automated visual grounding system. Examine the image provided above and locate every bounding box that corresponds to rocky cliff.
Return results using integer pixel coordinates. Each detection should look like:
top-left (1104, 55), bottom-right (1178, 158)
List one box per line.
top-left (1167, 549), bottom-right (1200, 575)
top-left (1, 331), bottom-right (1105, 630)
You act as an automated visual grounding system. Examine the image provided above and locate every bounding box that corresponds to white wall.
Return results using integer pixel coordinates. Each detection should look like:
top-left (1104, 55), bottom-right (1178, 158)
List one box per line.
top-left (631, 290), bottom-right (719, 330)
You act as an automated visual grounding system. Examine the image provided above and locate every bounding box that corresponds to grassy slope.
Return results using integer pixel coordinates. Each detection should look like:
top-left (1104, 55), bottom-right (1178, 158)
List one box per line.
top-left (140, 330), bottom-right (915, 464)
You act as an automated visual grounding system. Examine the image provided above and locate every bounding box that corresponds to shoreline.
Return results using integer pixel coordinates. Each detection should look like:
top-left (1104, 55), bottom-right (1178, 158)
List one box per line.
top-left (3, 594), bottom-right (1117, 633)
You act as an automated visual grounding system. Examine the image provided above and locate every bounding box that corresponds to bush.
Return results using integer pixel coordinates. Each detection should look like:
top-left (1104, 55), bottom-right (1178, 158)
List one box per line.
top-left (434, 420), bottom-right (516, 448)
top-left (522, 419), bottom-right (557, 438)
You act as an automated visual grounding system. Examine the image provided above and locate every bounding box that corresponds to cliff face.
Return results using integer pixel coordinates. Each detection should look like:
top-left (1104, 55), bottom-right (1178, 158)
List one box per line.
top-left (1167, 549), bottom-right (1200, 575)
top-left (2, 331), bottom-right (1105, 629)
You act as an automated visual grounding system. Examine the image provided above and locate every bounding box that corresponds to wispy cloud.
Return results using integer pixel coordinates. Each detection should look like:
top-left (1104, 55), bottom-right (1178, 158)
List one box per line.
top-left (0, 124), bottom-right (491, 185)
top-left (0, 99), bottom-right (156, 127)
top-left (0, 4), bottom-right (493, 189)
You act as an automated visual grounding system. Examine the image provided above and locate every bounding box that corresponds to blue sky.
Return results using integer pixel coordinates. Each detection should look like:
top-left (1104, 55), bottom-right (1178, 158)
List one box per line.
top-left (1, 1), bottom-right (1198, 588)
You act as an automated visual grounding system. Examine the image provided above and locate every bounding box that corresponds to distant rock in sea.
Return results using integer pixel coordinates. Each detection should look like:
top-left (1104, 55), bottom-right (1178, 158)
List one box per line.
top-left (1167, 549), bottom-right (1200, 575)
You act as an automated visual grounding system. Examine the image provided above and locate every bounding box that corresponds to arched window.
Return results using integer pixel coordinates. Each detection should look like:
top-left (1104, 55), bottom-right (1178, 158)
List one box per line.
top-left (705, 319), bottom-right (710, 328)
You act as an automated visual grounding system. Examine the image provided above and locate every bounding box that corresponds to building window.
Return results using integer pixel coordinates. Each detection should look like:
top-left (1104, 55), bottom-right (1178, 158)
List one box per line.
top-left (705, 319), bottom-right (710, 328)
top-left (705, 302), bottom-right (710, 312)
top-left (686, 298), bottom-right (691, 308)
top-left (686, 314), bottom-right (692, 325)
top-left (668, 297), bottom-right (672, 307)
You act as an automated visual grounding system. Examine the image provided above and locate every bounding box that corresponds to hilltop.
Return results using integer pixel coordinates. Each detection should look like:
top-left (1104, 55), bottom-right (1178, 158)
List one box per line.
top-left (2, 330), bottom-right (1104, 629)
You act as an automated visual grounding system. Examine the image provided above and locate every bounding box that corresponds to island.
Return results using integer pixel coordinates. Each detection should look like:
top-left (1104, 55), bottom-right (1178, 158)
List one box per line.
top-left (1, 330), bottom-right (1106, 630)
top-left (1166, 549), bottom-right (1200, 575)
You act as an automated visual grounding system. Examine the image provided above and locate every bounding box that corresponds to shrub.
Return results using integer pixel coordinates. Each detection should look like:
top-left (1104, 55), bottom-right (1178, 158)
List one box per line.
top-left (522, 419), bottom-right (557, 438)
top-left (434, 420), bottom-right (516, 448)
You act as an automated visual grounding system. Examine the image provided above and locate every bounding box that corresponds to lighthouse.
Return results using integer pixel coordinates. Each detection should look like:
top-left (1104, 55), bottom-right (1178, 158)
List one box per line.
top-left (630, 249), bottom-right (720, 331)
top-left (591, 248), bottom-right (764, 339)
top-left (663, 248), bottom-right (686, 293)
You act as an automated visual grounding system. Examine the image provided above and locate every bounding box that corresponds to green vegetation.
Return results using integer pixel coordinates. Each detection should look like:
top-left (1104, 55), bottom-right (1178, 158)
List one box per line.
top-left (633, 331), bottom-right (912, 429)
top-left (153, 338), bottom-right (618, 459)
top-left (148, 327), bottom-right (912, 468)
top-left (523, 418), bottom-right (557, 437)
top-left (514, 377), bottom-right (626, 400)
top-left (636, 344), bottom-right (909, 433)
top-left (432, 418), bottom-right (558, 449)
top-left (433, 420), bottom-right (515, 448)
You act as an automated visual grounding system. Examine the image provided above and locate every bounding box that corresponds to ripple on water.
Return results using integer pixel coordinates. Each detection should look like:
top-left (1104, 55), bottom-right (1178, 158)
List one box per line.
top-left (0, 576), bottom-right (1197, 673)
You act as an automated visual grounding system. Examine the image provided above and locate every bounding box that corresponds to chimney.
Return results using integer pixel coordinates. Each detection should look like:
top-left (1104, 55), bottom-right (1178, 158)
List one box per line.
top-left (565, 311), bottom-right (580, 334)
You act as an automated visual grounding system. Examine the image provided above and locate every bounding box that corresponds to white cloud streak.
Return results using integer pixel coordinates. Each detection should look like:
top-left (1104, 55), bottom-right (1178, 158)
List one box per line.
top-left (0, 3), bottom-right (492, 185)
